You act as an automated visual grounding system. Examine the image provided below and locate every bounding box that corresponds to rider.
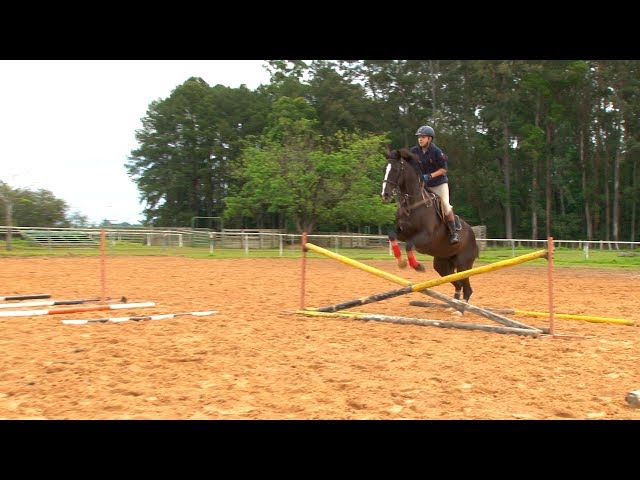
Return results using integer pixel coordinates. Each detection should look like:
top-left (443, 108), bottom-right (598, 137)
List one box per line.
top-left (411, 125), bottom-right (459, 244)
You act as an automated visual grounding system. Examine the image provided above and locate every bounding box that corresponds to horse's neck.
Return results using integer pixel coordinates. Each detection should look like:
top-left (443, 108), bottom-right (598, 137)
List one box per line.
top-left (401, 171), bottom-right (423, 199)
top-left (401, 171), bottom-right (430, 205)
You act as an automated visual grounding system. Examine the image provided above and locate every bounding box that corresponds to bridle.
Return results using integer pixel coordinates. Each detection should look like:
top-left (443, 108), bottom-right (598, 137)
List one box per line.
top-left (384, 158), bottom-right (435, 212)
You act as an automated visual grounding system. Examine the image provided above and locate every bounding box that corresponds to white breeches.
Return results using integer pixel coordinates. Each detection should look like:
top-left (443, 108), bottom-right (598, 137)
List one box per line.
top-left (426, 183), bottom-right (453, 215)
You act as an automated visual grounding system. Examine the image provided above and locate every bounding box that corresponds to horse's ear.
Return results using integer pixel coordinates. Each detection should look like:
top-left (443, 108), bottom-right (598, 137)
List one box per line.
top-left (385, 147), bottom-right (399, 160)
top-left (400, 148), bottom-right (418, 162)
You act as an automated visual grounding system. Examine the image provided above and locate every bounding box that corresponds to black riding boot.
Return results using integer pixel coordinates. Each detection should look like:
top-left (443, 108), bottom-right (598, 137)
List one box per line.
top-left (447, 220), bottom-right (460, 244)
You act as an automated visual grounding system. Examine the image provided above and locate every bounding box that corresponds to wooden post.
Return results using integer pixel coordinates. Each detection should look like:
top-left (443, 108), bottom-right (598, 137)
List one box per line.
top-left (100, 228), bottom-right (107, 303)
top-left (300, 232), bottom-right (307, 310)
top-left (547, 236), bottom-right (555, 336)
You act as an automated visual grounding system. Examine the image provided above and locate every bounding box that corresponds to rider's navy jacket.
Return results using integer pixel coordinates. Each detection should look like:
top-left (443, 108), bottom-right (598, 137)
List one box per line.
top-left (410, 143), bottom-right (449, 187)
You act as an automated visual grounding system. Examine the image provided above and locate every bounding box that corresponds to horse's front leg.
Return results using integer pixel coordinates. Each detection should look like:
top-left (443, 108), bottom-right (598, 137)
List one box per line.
top-left (405, 240), bottom-right (426, 272)
top-left (388, 232), bottom-right (408, 268)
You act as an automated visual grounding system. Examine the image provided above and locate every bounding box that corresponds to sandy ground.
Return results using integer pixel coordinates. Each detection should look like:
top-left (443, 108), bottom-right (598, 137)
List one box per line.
top-left (0, 255), bottom-right (639, 420)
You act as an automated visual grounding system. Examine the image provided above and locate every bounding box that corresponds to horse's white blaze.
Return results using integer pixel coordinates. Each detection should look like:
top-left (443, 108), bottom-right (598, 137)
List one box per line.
top-left (382, 163), bottom-right (392, 195)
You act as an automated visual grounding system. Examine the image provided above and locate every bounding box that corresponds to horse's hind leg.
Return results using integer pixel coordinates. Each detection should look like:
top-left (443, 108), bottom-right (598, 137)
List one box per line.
top-left (457, 253), bottom-right (475, 303)
top-left (452, 280), bottom-right (464, 301)
top-left (460, 277), bottom-right (473, 303)
top-left (433, 257), bottom-right (463, 301)
top-left (388, 232), bottom-right (407, 269)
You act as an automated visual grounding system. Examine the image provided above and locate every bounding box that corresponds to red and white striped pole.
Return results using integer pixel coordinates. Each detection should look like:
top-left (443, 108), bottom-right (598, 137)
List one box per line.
top-left (0, 302), bottom-right (155, 317)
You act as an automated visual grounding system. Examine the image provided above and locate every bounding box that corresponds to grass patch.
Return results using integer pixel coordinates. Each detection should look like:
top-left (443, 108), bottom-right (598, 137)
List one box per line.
top-left (1, 240), bottom-right (639, 269)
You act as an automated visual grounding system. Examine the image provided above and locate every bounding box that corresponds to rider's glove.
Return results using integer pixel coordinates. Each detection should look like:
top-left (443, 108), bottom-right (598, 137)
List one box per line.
top-left (422, 173), bottom-right (432, 183)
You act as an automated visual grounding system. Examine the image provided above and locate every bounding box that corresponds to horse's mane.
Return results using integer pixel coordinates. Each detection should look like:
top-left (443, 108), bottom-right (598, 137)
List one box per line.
top-left (397, 148), bottom-right (422, 178)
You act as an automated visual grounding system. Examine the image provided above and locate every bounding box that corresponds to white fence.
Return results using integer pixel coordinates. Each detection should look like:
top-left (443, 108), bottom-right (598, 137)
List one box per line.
top-left (1, 225), bottom-right (639, 254)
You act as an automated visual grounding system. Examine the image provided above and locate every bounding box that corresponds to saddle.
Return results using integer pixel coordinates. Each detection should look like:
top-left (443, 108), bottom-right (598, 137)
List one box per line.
top-left (425, 191), bottom-right (462, 230)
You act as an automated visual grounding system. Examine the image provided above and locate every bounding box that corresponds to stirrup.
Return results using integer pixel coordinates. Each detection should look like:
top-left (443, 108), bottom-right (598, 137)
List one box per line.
top-left (449, 232), bottom-right (460, 244)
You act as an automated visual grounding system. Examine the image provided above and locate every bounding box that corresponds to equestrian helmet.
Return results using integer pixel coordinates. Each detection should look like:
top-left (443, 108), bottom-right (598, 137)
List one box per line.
top-left (415, 125), bottom-right (435, 138)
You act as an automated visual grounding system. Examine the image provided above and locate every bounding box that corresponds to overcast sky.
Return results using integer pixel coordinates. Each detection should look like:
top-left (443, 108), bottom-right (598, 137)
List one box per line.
top-left (0, 60), bottom-right (272, 225)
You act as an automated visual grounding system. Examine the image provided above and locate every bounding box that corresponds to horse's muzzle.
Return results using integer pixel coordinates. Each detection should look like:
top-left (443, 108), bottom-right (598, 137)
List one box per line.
top-left (381, 192), bottom-right (392, 202)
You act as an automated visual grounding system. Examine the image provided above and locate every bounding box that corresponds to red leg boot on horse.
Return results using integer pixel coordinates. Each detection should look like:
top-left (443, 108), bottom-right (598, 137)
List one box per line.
top-left (388, 233), bottom-right (408, 269)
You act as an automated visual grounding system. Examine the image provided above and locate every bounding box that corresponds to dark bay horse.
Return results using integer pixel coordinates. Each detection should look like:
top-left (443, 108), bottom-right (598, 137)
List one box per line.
top-left (381, 148), bottom-right (479, 302)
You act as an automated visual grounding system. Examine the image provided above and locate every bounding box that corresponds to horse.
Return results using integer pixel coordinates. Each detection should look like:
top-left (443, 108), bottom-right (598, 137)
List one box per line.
top-left (380, 148), bottom-right (479, 303)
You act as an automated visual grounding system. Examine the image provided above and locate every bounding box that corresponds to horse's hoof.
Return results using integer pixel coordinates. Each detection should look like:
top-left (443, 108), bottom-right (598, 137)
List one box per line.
top-left (414, 264), bottom-right (426, 272)
top-left (398, 259), bottom-right (408, 269)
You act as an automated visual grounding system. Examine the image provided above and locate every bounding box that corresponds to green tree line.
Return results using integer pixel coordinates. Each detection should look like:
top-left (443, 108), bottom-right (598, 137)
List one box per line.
top-left (3, 60), bottom-right (639, 241)
top-left (0, 181), bottom-right (89, 228)
top-left (127, 60), bottom-right (640, 241)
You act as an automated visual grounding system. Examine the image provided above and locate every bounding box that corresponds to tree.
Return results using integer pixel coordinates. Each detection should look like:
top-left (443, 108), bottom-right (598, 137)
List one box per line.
top-left (306, 61), bottom-right (379, 139)
top-left (124, 60), bottom-right (640, 240)
top-left (338, 60), bottom-right (435, 147)
top-left (12, 188), bottom-right (69, 227)
top-left (1, 181), bottom-right (80, 233)
top-left (0, 181), bottom-right (16, 250)
top-left (224, 97), bottom-right (391, 233)
top-left (67, 211), bottom-right (91, 227)
top-left (127, 77), bottom-right (270, 226)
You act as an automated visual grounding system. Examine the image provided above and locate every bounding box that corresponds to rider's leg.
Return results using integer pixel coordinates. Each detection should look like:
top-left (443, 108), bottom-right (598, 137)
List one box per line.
top-left (430, 183), bottom-right (459, 245)
top-left (446, 211), bottom-right (460, 244)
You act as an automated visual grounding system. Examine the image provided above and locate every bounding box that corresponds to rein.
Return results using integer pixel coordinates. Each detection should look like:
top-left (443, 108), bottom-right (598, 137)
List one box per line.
top-left (408, 190), bottom-right (436, 211)
top-left (391, 159), bottom-right (436, 214)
